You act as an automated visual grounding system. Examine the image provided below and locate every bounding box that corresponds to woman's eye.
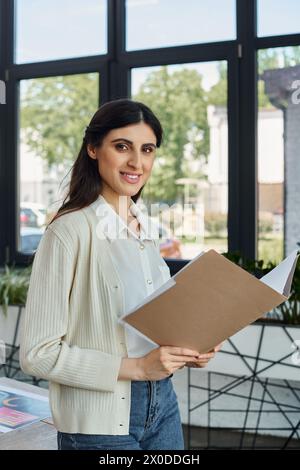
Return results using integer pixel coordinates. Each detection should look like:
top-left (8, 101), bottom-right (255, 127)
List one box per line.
top-left (115, 143), bottom-right (154, 153)
top-left (116, 143), bottom-right (128, 151)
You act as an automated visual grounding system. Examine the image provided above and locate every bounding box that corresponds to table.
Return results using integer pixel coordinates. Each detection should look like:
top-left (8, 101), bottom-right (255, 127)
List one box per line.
top-left (0, 377), bottom-right (57, 450)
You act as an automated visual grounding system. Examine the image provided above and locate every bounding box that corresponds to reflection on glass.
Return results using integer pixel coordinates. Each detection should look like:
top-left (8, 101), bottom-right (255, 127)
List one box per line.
top-left (15, 0), bottom-right (107, 63)
top-left (257, 0), bottom-right (300, 37)
top-left (19, 73), bottom-right (99, 254)
top-left (131, 62), bottom-right (228, 260)
top-left (258, 46), bottom-right (300, 264)
top-left (126, 0), bottom-right (236, 51)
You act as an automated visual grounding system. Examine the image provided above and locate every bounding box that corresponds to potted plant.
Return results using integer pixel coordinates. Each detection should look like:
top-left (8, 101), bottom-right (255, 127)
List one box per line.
top-left (0, 265), bottom-right (31, 346)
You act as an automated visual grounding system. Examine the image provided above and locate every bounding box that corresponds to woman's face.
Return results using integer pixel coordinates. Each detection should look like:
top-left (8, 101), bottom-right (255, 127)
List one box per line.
top-left (87, 121), bottom-right (157, 199)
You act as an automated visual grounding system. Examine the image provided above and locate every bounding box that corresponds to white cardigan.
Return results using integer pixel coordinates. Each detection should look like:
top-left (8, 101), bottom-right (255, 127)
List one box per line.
top-left (19, 200), bottom-right (165, 435)
top-left (90, 195), bottom-right (170, 358)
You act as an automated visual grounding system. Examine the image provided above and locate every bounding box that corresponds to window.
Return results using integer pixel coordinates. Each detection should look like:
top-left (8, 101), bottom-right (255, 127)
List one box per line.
top-left (15, 0), bottom-right (107, 63)
top-left (257, 46), bottom-right (300, 263)
top-left (132, 61), bottom-right (228, 260)
top-left (126, 0), bottom-right (236, 51)
top-left (257, 0), bottom-right (300, 37)
top-left (2, 0), bottom-right (299, 267)
top-left (18, 73), bottom-right (99, 254)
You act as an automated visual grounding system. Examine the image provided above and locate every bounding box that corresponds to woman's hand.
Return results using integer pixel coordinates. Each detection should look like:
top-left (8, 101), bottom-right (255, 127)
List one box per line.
top-left (137, 346), bottom-right (203, 381)
top-left (185, 342), bottom-right (223, 369)
top-left (118, 343), bottom-right (224, 381)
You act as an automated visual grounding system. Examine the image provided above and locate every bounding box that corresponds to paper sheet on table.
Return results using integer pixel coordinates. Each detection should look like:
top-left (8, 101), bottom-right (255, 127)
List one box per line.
top-left (0, 383), bottom-right (50, 433)
top-left (118, 249), bottom-right (299, 354)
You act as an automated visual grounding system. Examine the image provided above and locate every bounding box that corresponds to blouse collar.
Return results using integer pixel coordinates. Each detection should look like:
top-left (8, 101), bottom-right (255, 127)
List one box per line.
top-left (91, 194), bottom-right (159, 242)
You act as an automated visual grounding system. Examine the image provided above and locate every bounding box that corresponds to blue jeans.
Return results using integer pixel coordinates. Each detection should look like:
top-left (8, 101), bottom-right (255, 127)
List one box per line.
top-left (57, 376), bottom-right (184, 450)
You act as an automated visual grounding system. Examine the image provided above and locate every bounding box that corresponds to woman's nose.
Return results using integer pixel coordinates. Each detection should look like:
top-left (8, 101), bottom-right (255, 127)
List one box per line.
top-left (128, 150), bottom-right (143, 168)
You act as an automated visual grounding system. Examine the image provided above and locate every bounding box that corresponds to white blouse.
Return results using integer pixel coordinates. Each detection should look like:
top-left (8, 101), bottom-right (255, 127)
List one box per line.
top-left (91, 194), bottom-right (171, 358)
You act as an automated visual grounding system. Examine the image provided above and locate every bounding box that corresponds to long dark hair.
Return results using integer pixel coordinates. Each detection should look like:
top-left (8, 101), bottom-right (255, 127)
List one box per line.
top-left (48, 98), bottom-right (163, 225)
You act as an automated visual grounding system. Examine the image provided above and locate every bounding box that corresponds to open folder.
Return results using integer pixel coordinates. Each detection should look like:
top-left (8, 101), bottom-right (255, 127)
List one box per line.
top-left (118, 249), bottom-right (299, 354)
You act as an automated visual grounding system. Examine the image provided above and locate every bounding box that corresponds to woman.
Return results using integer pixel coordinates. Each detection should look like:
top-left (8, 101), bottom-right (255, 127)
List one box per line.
top-left (20, 98), bottom-right (220, 450)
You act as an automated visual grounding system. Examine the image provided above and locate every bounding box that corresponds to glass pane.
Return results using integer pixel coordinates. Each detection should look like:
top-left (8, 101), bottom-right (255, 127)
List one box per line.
top-left (15, 0), bottom-right (107, 64)
top-left (257, 46), bottom-right (300, 264)
top-left (132, 62), bottom-right (228, 260)
top-left (19, 73), bottom-right (99, 254)
top-left (258, 0), bottom-right (300, 37)
top-left (126, 0), bottom-right (236, 51)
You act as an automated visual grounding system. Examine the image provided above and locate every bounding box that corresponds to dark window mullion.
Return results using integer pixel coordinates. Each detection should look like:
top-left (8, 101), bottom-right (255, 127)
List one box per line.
top-left (120, 41), bottom-right (237, 68)
top-left (227, 47), bottom-right (240, 253)
top-left (8, 55), bottom-right (109, 81)
top-left (107, 0), bottom-right (128, 100)
top-left (1, 0), bottom-right (18, 267)
top-left (236, 0), bottom-right (258, 260)
top-left (256, 33), bottom-right (300, 50)
top-left (0, 0), bottom-right (7, 266)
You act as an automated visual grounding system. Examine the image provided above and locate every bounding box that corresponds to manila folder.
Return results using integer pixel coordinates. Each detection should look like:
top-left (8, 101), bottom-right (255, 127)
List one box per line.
top-left (121, 249), bottom-right (299, 354)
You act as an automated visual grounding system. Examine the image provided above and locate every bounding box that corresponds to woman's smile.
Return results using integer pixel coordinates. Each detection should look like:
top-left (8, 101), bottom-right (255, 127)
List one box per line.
top-left (120, 171), bottom-right (142, 184)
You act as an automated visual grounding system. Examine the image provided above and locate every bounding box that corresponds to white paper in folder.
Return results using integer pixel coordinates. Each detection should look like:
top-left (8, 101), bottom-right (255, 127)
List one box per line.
top-left (260, 248), bottom-right (299, 296)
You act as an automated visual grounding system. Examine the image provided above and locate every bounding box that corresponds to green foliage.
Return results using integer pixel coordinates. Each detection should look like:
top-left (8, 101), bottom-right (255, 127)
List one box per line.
top-left (134, 66), bottom-right (209, 203)
top-left (222, 251), bottom-right (300, 325)
top-left (204, 212), bottom-right (227, 238)
top-left (0, 265), bottom-right (31, 316)
top-left (258, 46), bottom-right (300, 75)
top-left (20, 73), bottom-right (99, 167)
top-left (258, 236), bottom-right (284, 265)
top-left (207, 62), bottom-right (227, 106)
top-left (257, 80), bottom-right (273, 108)
top-left (222, 251), bottom-right (273, 275)
top-left (258, 213), bottom-right (274, 234)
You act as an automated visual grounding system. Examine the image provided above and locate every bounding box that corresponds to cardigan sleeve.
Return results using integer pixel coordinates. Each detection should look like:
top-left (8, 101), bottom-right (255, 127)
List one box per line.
top-left (19, 225), bottom-right (122, 393)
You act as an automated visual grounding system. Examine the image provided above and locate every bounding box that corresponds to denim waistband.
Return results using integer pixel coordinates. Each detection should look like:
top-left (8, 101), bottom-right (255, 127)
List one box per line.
top-left (131, 373), bottom-right (173, 385)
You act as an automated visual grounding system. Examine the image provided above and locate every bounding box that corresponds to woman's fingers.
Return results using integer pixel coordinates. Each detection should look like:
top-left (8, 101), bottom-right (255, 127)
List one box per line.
top-left (169, 355), bottom-right (199, 362)
top-left (211, 342), bottom-right (224, 352)
top-left (196, 352), bottom-right (215, 360)
top-left (163, 345), bottom-right (222, 365)
top-left (169, 352), bottom-right (215, 363)
top-left (164, 347), bottom-right (200, 358)
top-left (188, 352), bottom-right (215, 367)
top-left (172, 362), bottom-right (187, 368)
top-left (168, 343), bottom-right (223, 370)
